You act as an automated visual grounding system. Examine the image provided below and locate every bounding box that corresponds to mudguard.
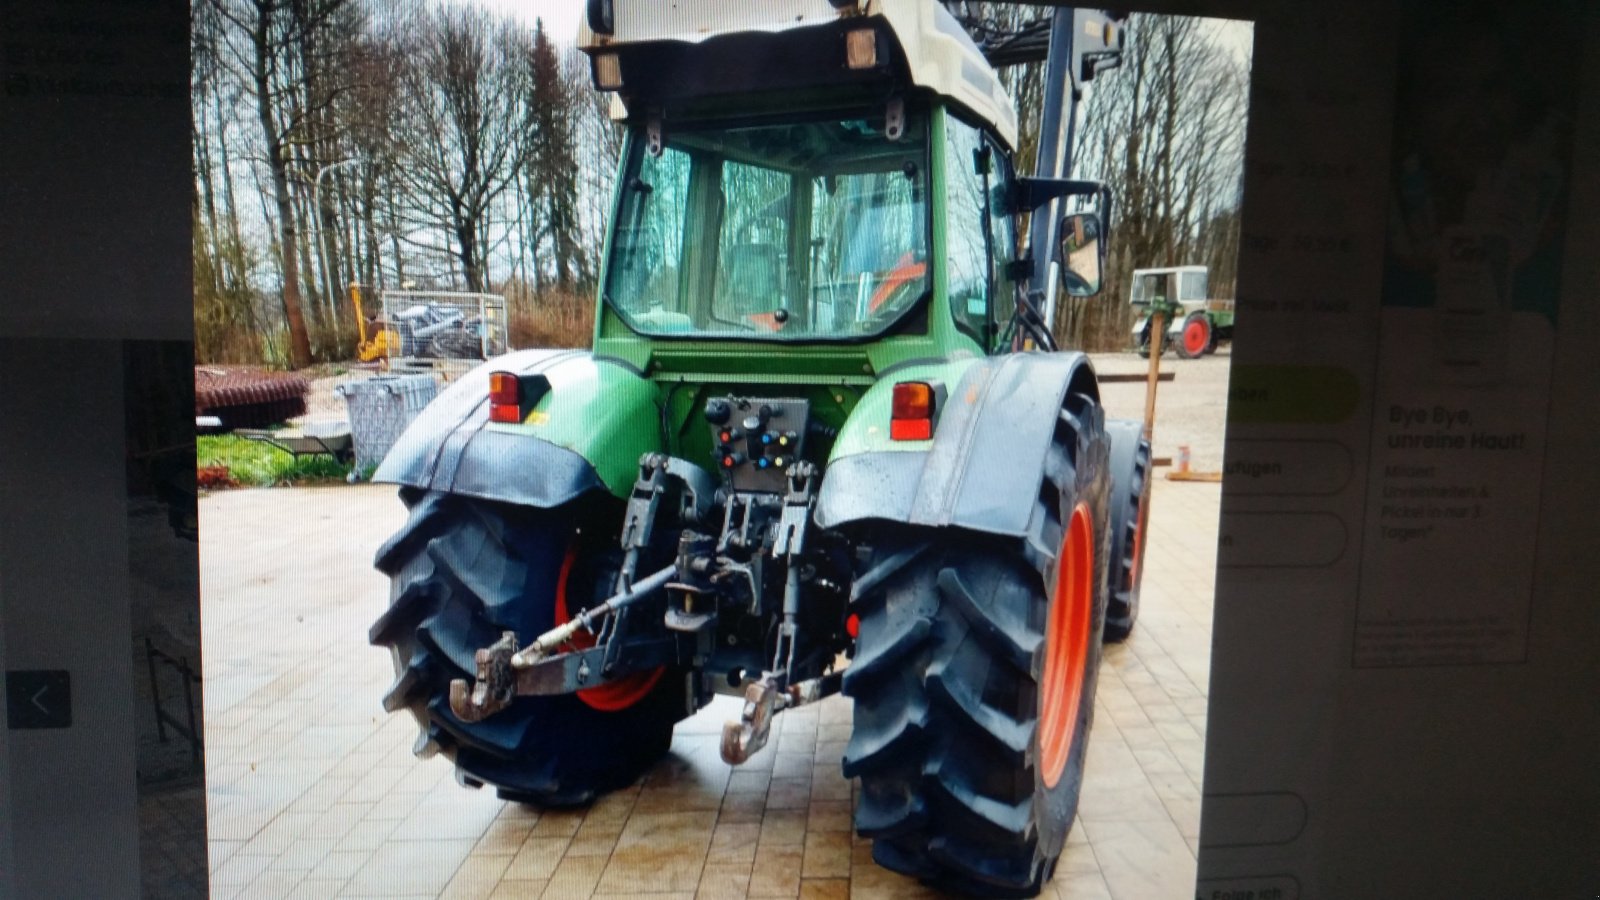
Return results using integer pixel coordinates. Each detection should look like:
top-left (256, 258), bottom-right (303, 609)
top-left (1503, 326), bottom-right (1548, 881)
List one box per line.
top-left (815, 350), bottom-right (1102, 541)
top-left (373, 349), bottom-right (662, 507)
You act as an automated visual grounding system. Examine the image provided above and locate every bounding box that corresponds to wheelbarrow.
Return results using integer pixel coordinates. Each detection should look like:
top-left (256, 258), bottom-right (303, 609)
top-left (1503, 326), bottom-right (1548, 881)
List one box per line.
top-left (232, 421), bottom-right (354, 465)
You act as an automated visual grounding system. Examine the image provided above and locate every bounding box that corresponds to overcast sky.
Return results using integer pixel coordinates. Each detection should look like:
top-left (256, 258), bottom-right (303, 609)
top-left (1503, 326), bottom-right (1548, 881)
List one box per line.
top-left (474, 0), bottom-right (584, 41)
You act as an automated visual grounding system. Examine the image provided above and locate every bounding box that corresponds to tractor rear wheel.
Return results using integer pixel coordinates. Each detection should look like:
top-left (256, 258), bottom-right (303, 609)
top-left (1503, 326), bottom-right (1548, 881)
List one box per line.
top-left (368, 489), bottom-right (685, 806)
top-left (1103, 421), bottom-right (1151, 643)
top-left (1175, 312), bottom-right (1212, 359)
top-left (842, 398), bottom-right (1110, 897)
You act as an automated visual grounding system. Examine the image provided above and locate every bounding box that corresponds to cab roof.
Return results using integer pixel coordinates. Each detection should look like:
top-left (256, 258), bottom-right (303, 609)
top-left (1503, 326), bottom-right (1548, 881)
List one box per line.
top-left (577, 0), bottom-right (1018, 149)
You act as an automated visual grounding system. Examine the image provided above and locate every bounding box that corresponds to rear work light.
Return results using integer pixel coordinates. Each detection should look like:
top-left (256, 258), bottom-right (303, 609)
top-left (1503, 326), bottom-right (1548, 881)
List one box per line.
top-left (890, 381), bottom-right (936, 441)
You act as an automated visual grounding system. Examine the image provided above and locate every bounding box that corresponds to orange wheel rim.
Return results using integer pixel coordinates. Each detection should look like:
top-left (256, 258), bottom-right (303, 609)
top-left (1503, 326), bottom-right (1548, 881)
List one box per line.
top-left (552, 544), bottom-right (664, 711)
top-left (1040, 503), bottom-right (1094, 788)
top-left (1130, 496), bottom-right (1150, 590)
top-left (1183, 320), bottom-right (1208, 354)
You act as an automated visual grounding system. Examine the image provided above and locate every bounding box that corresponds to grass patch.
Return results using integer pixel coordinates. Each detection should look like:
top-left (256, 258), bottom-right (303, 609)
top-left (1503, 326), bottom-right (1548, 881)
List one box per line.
top-left (197, 434), bottom-right (351, 487)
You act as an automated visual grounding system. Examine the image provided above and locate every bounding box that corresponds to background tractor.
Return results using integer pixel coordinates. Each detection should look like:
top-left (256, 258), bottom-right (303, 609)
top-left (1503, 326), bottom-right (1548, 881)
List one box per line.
top-left (1130, 263), bottom-right (1236, 359)
top-left (367, 1), bottom-right (1149, 895)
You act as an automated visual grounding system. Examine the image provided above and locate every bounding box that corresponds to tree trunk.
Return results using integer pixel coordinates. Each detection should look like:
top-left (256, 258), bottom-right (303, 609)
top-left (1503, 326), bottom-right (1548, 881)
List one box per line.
top-left (252, 6), bottom-right (313, 369)
top-left (454, 211), bottom-right (481, 291)
top-left (295, 187), bottom-right (326, 340)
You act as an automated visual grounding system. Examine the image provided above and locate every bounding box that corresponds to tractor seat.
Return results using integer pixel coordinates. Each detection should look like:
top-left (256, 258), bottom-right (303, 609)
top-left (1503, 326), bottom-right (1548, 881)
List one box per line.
top-left (719, 242), bottom-right (782, 319)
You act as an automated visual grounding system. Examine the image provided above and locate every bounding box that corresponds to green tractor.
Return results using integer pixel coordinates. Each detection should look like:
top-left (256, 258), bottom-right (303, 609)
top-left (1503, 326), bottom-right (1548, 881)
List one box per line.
top-left (1130, 264), bottom-right (1235, 359)
top-left (368, 1), bottom-right (1149, 894)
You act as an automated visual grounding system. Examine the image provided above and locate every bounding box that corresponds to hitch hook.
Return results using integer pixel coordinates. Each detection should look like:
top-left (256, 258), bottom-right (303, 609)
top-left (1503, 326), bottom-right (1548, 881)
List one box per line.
top-left (719, 669), bottom-right (843, 765)
top-left (720, 677), bottom-right (783, 765)
top-left (447, 631), bottom-right (517, 723)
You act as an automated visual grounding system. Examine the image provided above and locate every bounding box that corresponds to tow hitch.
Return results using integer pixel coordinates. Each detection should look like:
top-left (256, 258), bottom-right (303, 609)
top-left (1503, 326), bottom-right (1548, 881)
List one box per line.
top-left (448, 445), bottom-right (844, 764)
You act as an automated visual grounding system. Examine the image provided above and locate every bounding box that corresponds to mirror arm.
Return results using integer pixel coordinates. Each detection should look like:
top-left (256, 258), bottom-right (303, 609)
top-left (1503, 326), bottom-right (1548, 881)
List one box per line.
top-left (1015, 177), bottom-right (1104, 211)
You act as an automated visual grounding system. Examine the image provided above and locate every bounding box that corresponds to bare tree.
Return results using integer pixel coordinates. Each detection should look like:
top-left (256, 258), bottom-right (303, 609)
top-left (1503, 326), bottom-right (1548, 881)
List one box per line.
top-left (525, 19), bottom-right (588, 291)
top-left (207, 0), bottom-right (359, 367)
top-left (570, 59), bottom-right (623, 280)
top-left (1065, 14), bottom-right (1249, 349)
top-left (388, 4), bottom-right (532, 292)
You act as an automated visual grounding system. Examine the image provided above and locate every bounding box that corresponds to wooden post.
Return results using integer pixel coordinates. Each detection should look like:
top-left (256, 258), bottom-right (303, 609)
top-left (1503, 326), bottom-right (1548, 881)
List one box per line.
top-left (1142, 310), bottom-right (1166, 443)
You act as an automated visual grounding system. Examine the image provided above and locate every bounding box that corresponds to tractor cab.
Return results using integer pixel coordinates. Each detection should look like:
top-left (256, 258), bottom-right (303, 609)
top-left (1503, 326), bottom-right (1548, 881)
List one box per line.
top-left (579, 0), bottom-right (1100, 372)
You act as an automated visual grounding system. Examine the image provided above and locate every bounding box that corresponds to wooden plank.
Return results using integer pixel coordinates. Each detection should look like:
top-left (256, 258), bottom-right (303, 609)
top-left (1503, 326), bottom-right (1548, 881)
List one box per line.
top-left (1100, 372), bottom-right (1175, 384)
top-left (1164, 471), bottom-right (1223, 483)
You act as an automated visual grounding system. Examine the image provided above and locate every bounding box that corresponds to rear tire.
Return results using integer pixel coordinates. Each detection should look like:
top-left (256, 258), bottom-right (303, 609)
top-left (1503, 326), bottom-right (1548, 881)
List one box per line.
top-left (1175, 312), bottom-right (1211, 360)
top-left (1102, 420), bottom-right (1151, 643)
top-left (368, 489), bottom-right (685, 806)
top-left (842, 395), bottom-right (1111, 897)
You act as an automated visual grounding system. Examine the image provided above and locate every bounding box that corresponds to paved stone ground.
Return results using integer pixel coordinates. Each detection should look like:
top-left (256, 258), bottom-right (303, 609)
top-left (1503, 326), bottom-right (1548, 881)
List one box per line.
top-left (201, 473), bottom-right (1219, 899)
top-left (201, 344), bottom-right (1229, 900)
top-left (1091, 349), bottom-right (1233, 474)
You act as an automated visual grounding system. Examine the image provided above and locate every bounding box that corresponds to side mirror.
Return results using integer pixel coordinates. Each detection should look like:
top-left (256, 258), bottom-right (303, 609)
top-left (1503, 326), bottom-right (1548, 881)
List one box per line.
top-left (1058, 212), bottom-right (1105, 297)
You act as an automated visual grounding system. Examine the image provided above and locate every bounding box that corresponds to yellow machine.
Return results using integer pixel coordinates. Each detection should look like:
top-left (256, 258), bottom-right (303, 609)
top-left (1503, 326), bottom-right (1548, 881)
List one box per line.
top-left (351, 283), bottom-right (396, 363)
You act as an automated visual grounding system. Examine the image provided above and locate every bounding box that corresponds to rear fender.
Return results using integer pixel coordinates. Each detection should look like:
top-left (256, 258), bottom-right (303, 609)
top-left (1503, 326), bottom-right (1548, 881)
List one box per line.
top-left (816, 351), bottom-right (1104, 556)
top-left (374, 350), bottom-right (662, 506)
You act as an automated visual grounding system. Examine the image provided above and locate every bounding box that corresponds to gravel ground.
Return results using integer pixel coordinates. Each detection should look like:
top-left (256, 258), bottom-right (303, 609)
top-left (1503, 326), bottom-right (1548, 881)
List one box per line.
top-left (291, 350), bottom-right (1233, 471)
top-left (1090, 347), bottom-right (1232, 473)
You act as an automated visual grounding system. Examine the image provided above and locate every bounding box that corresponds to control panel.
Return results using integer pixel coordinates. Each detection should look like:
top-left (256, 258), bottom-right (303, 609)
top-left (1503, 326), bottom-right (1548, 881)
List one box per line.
top-left (704, 396), bottom-right (810, 493)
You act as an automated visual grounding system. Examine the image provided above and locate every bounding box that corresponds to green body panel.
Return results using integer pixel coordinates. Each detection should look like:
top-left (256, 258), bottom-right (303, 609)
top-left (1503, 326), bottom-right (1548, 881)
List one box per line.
top-left (828, 358), bottom-right (981, 458)
top-left (485, 356), bottom-right (662, 497)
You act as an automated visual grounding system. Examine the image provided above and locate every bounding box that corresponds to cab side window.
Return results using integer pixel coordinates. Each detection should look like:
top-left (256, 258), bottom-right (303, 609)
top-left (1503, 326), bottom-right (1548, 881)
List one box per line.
top-left (984, 135), bottom-right (1018, 351)
top-left (943, 115), bottom-right (990, 342)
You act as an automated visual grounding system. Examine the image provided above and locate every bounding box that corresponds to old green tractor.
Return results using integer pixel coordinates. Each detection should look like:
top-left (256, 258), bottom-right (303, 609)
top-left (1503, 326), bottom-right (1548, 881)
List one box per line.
top-left (368, 1), bottom-right (1149, 894)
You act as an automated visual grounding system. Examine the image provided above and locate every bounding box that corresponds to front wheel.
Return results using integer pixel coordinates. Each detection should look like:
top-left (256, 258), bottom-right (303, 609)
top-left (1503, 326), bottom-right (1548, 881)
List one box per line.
top-left (842, 398), bottom-right (1111, 897)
